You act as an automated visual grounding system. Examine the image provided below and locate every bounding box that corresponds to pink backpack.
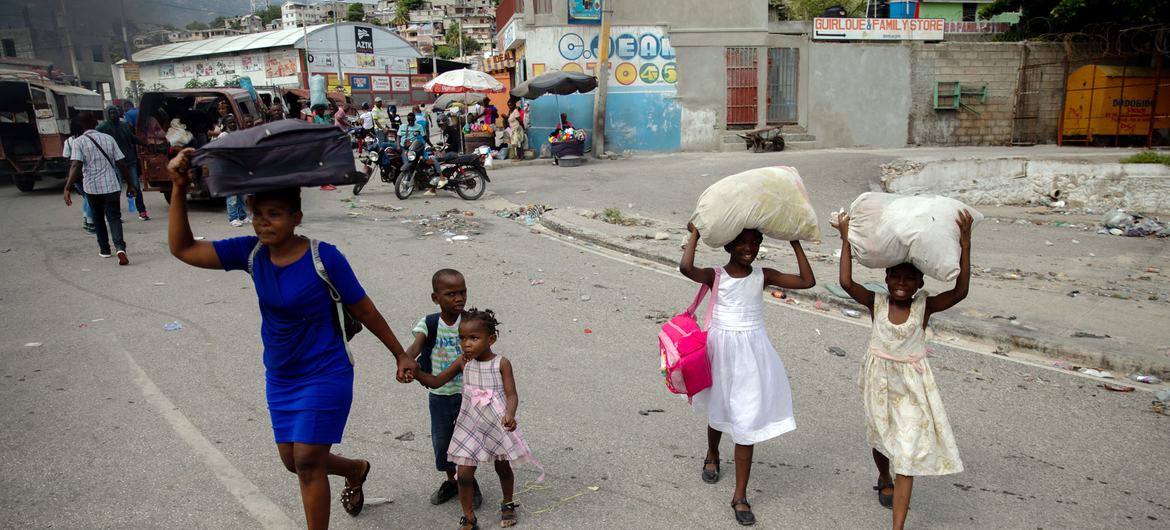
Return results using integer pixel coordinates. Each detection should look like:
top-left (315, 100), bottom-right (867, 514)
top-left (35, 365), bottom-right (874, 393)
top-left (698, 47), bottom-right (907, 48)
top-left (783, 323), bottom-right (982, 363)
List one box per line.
top-left (659, 269), bottom-right (721, 398)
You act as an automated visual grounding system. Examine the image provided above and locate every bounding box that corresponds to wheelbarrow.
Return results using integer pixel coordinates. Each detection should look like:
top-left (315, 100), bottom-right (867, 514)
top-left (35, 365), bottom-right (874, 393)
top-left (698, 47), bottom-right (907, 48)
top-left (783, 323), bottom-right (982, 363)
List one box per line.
top-left (737, 126), bottom-right (786, 153)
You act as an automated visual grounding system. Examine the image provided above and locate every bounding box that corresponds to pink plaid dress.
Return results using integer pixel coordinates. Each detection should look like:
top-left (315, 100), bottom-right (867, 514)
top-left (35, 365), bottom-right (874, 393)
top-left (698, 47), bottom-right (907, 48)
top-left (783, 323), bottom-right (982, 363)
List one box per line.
top-left (447, 356), bottom-right (537, 467)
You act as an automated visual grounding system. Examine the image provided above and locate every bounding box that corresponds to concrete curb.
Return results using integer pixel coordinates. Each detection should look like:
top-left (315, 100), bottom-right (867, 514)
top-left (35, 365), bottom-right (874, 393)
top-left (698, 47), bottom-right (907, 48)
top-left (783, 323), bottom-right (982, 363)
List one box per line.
top-left (882, 157), bottom-right (1170, 215)
top-left (537, 210), bottom-right (1170, 379)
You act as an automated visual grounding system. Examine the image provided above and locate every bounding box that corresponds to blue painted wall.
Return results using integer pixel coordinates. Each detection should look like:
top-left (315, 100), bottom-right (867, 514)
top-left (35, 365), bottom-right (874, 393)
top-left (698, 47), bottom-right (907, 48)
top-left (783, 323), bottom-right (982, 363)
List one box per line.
top-left (524, 89), bottom-right (681, 154)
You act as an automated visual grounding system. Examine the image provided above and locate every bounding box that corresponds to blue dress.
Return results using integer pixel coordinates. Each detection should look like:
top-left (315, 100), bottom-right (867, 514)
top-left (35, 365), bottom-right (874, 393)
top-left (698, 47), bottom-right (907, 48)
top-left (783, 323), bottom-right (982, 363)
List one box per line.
top-left (214, 236), bottom-right (366, 444)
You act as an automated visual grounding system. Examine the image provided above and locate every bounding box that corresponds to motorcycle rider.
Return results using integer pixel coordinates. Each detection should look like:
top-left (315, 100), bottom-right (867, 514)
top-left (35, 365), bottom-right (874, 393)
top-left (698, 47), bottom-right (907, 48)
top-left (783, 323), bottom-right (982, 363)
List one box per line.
top-left (372, 97), bottom-right (393, 143)
top-left (355, 102), bottom-right (375, 153)
top-left (397, 113), bottom-right (444, 196)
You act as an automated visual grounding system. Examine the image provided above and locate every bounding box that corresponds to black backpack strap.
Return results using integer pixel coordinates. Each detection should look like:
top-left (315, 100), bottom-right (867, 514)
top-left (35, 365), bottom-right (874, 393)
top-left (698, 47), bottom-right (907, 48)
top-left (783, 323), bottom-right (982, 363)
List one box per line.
top-left (83, 133), bottom-right (120, 175)
top-left (416, 312), bottom-right (440, 375)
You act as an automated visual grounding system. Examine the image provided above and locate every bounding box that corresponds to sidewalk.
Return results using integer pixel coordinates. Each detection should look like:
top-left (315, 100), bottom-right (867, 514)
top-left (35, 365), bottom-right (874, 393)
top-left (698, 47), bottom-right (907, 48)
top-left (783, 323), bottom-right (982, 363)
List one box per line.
top-left (533, 205), bottom-right (1170, 379)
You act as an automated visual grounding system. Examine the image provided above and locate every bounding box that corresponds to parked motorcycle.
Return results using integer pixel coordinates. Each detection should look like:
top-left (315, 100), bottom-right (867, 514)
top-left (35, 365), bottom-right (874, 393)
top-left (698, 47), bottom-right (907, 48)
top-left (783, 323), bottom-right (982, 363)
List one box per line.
top-left (394, 139), bottom-right (489, 201)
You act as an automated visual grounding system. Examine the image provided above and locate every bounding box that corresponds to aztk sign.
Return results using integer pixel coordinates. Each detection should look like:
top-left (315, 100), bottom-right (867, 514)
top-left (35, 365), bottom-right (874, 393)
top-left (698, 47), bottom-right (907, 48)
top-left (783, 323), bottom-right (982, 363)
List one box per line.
top-left (813, 18), bottom-right (945, 41)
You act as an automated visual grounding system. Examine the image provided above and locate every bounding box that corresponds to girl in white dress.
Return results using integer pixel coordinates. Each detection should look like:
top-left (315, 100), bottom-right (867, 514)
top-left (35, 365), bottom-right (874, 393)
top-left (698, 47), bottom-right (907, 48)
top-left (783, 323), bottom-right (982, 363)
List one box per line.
top-left (833, 211), bottom-right (974, 530)
top-left (680, 224), bottom-right (815, 526)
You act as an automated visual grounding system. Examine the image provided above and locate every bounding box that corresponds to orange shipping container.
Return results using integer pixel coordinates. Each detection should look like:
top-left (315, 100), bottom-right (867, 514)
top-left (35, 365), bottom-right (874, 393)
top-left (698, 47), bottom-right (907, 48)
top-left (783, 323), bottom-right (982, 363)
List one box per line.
top-left (1060, 64), bottom-right (1170, 143)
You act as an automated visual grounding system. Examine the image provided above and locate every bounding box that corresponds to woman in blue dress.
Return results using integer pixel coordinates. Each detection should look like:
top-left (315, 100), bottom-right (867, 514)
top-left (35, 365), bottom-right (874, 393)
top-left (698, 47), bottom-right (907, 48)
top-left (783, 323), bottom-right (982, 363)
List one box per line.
top-left (165, 148), bottom-right (419, 528)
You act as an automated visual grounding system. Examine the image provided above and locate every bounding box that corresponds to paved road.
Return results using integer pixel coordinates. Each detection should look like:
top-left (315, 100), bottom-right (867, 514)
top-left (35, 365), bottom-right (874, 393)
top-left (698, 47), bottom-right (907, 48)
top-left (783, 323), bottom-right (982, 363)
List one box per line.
top-left (487, 151), bottom-right (1170, 374)
top-left (1, 180), bottom-right (1168, 529)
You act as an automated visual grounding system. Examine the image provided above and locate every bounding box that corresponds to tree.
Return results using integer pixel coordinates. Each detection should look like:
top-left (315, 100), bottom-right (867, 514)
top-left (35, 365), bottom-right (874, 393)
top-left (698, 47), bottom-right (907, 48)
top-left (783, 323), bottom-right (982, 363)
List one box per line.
top-left (775, 0), bottom-right (866, 19)
top-left (210, 16), bottom-right (228, 28)
top-left (436, 45), bottom-right (459, 60)
top-left (393, 2), bottom-right (411, 26)
top-left (185, 77), bottom-right (219, 88)
top-left (400, 0), bottom-right (425, 11)
top-left (981, 0), bottom-right (1170, 35)
top-left (347, 2), bottom-right (366, 22)
top-left (185, 21), bottom-right (209, 30)
top-left (443, 22), bottom-right (482, 57)
top-left (254, 5), bottom-right (282, 26)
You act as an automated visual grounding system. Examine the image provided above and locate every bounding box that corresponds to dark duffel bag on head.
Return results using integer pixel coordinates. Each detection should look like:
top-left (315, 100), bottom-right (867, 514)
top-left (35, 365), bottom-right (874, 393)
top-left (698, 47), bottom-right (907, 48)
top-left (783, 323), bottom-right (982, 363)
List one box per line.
top-left (192, 119), bottom-right (362, 197)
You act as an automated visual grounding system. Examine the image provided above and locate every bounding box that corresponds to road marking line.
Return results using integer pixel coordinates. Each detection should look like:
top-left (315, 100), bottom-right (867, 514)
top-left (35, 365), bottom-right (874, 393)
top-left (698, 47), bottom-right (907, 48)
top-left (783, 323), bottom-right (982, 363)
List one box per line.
top-left (539, 232), bottom-right (1166, 393)
top-left (116, 338), bottom-right (297, 529)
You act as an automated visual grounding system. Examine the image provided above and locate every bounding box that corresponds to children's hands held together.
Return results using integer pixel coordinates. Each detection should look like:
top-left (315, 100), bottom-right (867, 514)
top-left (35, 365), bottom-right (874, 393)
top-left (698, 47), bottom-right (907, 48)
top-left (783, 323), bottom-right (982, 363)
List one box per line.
top-left (395, 358), bottom-right (417, 384)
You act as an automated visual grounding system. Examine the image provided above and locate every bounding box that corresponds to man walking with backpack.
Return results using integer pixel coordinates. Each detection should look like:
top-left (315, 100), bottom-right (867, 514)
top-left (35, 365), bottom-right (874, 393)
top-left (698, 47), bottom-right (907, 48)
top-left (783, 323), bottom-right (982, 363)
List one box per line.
top-left (98, 105), bottom-right (149, 220)
top-left (63, 111), bottom-right (136, 265)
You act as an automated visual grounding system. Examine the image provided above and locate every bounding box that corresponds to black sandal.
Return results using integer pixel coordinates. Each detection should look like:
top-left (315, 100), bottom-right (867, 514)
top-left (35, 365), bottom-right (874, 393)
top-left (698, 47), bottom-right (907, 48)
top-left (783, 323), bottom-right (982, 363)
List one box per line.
top-left (874, 482), bottom-right (894, 509)
top-left (339, 460), bottom-right (371, 517)
top-left (458, 515), bottom-right (480, 530)
top-left (731, 498), bottom-right (756, 526)
top-left (500, 501), bottom-right (519, 527)
top-left (702, 458), bottom-right (720, 484)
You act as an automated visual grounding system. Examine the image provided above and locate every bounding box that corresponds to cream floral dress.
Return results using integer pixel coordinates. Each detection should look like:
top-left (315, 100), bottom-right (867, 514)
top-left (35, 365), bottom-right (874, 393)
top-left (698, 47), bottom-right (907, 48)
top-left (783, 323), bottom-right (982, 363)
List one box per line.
top-left (859, 293), bottom-right (963, 476)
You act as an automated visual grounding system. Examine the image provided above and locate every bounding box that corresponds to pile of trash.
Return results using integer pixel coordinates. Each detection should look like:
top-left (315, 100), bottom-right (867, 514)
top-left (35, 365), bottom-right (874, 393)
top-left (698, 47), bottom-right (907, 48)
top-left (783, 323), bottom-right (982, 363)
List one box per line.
top-left (1100, 209), bottom-right (1170, 237)
top-left (405, 208), bottom-right (482, 238)
top-left (495, 204), bottom-right (552, 226)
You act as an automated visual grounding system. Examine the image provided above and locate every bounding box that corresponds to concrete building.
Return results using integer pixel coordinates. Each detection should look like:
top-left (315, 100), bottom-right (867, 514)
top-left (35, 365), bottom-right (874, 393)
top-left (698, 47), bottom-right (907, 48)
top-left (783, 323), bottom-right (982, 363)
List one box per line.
top-left (234, 14), bottom-right (267, 34)
top-left (282, 2), bottom-right (335, 29)
top-left (0, 1), bottom-right (117, 98)
top-left (114, 23), bottom-right (428, 109)
top-left (494, 0), bottom-right (769, 153)
top-left (489, 0), bottom-right (1058, 153)
top-left (168, 28), bottom-right (248, 43)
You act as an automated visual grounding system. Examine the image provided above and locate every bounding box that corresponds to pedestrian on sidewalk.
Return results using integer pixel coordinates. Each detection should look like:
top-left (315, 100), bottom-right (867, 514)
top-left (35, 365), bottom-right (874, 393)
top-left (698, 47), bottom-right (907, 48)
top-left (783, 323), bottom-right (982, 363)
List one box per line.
top-left (403, 269), bottom-right (483, 511)
top-left (165, 148), bottom-right (420, 528)
top-left (505, 99), bottom-right (528, 161)
top-left (63, 111), bottom-right (135, 266)
top-left (97, 105), bottom-right (150, 220)
top-left (419, 309), bottom-right (538, 530)
top-left (679, 225), bottom-right (816, 526)
top-left (832, 210), bottom-right (974, 530)
top-left (61, 118), bottom-right (95, 234)
top-left (215, 116), bottom-right (249, 227)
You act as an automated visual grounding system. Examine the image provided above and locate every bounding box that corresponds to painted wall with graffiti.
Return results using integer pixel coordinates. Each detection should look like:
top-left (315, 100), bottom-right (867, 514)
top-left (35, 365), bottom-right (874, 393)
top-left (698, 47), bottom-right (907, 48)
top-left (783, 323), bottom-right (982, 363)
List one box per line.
top-left (520, 25), bottom-right (681, 152)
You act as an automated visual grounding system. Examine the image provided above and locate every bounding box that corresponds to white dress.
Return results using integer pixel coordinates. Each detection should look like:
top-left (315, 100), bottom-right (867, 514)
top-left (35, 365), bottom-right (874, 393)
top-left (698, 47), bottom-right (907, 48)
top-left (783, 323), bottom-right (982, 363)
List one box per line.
top-left (692, 267), bottom-right (796, 445)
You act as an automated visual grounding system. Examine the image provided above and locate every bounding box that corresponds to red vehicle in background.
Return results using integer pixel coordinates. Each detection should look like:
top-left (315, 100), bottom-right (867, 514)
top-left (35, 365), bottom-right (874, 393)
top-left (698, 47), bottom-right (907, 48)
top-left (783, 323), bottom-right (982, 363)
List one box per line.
top-left (135, 88), bottom-right (266, 201)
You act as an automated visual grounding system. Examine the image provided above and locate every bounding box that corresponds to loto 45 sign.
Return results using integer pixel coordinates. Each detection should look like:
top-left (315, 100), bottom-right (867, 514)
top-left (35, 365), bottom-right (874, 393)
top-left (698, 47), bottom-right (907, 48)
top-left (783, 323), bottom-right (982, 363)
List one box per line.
top-left (552, 27), bottom-right (677, 86)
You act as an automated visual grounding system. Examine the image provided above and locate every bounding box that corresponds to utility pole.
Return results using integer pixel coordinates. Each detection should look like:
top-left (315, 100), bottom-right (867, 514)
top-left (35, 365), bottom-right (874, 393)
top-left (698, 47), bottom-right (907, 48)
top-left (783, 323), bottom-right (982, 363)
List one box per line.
top-left (119, 0), bottom-right (135, 100)
top-left (332, 0), bottom-right (343, 90)
top-left (592, 0), bottom-right (613, 158)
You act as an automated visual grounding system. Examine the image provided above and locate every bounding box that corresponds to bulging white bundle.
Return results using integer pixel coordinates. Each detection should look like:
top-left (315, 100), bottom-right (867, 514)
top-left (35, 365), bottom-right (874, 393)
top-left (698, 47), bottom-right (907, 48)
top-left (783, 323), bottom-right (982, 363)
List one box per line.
top-left (690, 166), bottom-right (822, 248)
top-left (841, 192), bottom-right (981, 281)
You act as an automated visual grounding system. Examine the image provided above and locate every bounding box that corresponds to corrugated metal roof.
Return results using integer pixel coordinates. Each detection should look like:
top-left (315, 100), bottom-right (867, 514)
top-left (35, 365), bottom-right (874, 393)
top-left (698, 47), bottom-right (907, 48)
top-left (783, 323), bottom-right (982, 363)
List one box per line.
top-left (132, 25), bottom-right (329, 63)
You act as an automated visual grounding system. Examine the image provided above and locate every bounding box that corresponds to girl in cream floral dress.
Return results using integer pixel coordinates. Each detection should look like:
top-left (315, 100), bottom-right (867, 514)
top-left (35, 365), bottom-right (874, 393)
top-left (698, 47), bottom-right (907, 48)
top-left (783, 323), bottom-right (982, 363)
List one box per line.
top-left (833, 210), bottom-right (975, 530)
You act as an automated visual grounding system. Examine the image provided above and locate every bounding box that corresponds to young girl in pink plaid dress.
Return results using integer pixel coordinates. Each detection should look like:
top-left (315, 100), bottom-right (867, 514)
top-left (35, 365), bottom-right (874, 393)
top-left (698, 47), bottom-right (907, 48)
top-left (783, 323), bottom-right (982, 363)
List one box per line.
top-left (428, 309), bottom-right (537, 530)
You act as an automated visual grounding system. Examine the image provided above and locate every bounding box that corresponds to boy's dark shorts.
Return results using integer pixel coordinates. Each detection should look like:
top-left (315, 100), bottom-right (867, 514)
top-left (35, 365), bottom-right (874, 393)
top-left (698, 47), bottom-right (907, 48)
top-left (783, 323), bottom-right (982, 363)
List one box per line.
top-left (428, 392), bottom-right (462, 472)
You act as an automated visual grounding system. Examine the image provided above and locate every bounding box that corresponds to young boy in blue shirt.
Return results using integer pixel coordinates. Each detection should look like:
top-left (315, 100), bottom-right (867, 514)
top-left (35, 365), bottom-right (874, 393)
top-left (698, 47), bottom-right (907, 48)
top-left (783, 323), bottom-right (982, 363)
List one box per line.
top-left (408, 269), bottom-right (482, 508)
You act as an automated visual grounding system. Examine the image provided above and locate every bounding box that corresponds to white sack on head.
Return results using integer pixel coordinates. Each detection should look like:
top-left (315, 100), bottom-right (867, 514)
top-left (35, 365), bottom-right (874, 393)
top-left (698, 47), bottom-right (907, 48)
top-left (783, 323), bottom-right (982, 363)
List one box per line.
top-left (846, 192), bottom-right (982, 282)
top-left (690, 166), bottom-right (822, 248)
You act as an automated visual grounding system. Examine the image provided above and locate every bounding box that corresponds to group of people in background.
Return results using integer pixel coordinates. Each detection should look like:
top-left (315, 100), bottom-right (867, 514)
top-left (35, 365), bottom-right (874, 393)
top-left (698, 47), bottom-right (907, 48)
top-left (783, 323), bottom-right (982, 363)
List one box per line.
top-left (61, 102), bottom-right (149, 266)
